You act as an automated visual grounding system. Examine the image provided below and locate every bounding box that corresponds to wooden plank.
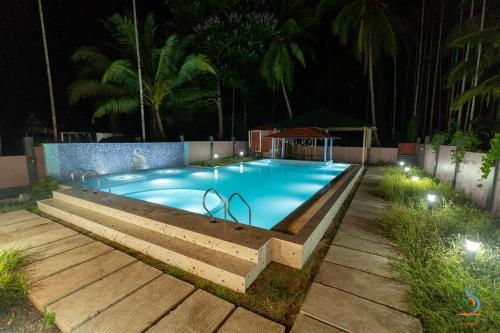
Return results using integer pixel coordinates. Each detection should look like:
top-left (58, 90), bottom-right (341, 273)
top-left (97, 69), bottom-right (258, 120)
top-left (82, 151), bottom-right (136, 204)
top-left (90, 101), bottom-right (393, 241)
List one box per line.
top-left (315, 262), bottom-right (410, 313)
top-left (0, 227), bottom-right (78, 251)
top-left (301, 283), bottom-right (421, 333)
top-left (291, 314), bottom-right (346, 333)
top-left (0, 210), bottom-right (39, 227)
top-left (73, 274), bottom-right (195, 333)
top-left (0, 223), bottom-right (64, 245)
top-left (147, 289), bottom-right (234, 333)
top-left (218, 307), bottom-right (285, 333)
top-left (324, 245), bottom-right (396, 280)
top-left (29, 251), bottom-right (136, 311)
top-left (26, 242), bottom-right (112, 283)
top-left (332, 232), bottom-right (399, 258)
top-left (25, 234), bottom-right (95, 262)
top-left (48, 261), bottom-right (162, 333)
top-left (0, 217), bottom-right (50, 233)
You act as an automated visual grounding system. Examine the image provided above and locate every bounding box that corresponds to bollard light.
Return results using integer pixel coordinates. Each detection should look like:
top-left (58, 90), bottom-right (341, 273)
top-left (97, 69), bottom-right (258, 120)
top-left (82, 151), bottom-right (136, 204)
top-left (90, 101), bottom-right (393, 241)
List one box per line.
top-left (239, 151), bottom-right (244, 157)
top-left (213, 154), bottom-right (219, 159)
top-left (426, 193), bottom-right (437, 213)
top-left (411, 175), bottom-right (420, 181)
top-left (465, 239), bottom-right (481, 253)
top-left (398, 161), bottom-right (405, 167)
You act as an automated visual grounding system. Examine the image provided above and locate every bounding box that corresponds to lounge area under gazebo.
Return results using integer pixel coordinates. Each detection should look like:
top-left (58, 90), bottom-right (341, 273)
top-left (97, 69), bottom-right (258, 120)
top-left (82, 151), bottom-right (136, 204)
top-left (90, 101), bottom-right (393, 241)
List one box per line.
top-left (266, 128), bottom-right (339, 161)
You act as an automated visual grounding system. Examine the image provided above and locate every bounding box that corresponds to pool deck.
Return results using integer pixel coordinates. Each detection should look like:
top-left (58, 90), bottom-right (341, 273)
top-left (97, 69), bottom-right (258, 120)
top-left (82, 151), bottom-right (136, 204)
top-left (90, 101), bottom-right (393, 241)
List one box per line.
top-left (0, 210), bottom-right (284, 333)
top-left (290, 167), bottom-right (423, 333)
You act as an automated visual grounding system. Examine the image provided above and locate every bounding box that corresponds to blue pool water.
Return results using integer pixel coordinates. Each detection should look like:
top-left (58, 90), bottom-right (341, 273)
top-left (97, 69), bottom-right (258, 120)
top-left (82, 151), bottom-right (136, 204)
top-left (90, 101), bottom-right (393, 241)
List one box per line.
top-left (79, 159), bottom-right (350, 230)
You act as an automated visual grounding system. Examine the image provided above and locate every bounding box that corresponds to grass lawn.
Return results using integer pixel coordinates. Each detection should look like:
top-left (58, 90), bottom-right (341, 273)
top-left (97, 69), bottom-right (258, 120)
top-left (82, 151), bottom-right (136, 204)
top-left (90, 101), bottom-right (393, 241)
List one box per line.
top-left (376, 167), bottom-right (499, 332)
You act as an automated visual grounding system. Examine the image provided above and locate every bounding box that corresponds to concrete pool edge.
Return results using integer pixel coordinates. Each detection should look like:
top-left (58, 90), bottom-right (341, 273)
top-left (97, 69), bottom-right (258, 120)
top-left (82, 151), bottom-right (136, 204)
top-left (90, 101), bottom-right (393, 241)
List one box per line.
top-left (37, 164), bottom-right (364, 291)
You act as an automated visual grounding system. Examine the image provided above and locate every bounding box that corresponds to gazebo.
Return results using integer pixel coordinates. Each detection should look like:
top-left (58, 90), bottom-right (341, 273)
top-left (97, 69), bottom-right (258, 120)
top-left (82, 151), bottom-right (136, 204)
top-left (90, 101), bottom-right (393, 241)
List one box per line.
top-left (266, 128), bottom-right (339, 161)
top-left (249, 108), bottom-right (375, 164)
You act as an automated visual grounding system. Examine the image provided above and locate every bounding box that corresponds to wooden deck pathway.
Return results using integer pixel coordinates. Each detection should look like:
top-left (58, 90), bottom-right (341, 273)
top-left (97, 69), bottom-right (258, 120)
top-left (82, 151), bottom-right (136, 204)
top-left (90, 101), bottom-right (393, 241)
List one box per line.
top-left (0, 210), bottom-right (284, 333)
top-left (291, 167), bottom-right (422, 333)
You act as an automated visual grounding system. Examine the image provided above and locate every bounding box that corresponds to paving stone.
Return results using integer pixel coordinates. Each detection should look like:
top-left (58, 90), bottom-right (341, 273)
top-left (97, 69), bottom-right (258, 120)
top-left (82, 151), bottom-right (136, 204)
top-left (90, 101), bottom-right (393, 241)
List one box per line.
top-left (25, 234), bottom-right (95, 262)
top-left (0, 223), bottom-right (64, 245)
top-left (29, 251), bottom-right (136, 311)
top-left (345, 206), bottom-right (380, 220)
top-left (218, 307), bottom-right (285, 333)
top-left (315, 262), bottom-right (410, 313)
top-left (324, 245), bottom-right (396, 280)
top-left (291, 314), bottom-right (346, 333)
top-left (339, 216), bottom-right (394, 245)
top-left (48, 261), bottom-right (162, 333)
top-left (301, 283), bottom-right (421, 333)
top-left (0, 210), bottom-right (39, 226)
top-left (332, 232), bottom-right (399, 258)
top-left (73, 274), bottom-right (195, 333)
top-left (147, 289), bottom-right (234, 333)
top-left (0, 226), bottom-right (78, 251)
top-left (0, 217), bottom-right (50, 233)
top-left (26, 242), bottom-right (112, 283)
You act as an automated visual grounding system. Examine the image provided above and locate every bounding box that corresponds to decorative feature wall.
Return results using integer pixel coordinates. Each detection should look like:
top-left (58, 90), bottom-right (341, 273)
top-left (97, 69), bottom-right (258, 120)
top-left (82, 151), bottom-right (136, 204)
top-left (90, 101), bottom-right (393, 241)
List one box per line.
top-left (43, 142), bottom-right (185, 179)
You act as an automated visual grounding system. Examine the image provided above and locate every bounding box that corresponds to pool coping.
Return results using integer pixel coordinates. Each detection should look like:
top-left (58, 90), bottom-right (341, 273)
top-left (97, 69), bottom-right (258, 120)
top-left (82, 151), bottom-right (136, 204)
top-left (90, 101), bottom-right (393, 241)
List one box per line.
top-left (53, 163), bottom-right (363, 270)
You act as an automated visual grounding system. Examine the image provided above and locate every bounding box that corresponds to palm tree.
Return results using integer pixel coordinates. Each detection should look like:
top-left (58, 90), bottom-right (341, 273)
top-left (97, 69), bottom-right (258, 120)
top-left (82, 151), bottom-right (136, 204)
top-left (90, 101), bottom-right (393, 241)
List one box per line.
top-left (330, 0), bottom-right (403, 145)
top-left (37, 0), bottom-right (58, 142)
top-left (69, 14), bottom-right (215, 140)
top-left (260, 19), bottom-right (306, 119)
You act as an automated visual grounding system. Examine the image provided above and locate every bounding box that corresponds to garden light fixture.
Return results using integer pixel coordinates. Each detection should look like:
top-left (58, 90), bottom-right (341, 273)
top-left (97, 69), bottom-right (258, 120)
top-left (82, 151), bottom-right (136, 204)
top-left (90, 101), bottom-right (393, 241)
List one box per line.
top-left (411, 176), bottom-right (420, 181)
top-left (398, 161), bottom-right (405, 167)
top-left (239, 151), bottom-right (244, 156)
top-left (404, 166), bottom-right (410, 177)
top-left (213, 154), bottom-right (219, 159)
top-left (426, 193), bottom-right (437, 212)
top-left (465, 239), bottom-right (481, 253)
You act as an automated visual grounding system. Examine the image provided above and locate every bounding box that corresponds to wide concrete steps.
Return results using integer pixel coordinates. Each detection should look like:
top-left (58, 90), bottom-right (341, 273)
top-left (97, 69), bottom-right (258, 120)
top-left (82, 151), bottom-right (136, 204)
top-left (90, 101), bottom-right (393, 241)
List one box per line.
top-left (38, 198), bottom-right (258, 293)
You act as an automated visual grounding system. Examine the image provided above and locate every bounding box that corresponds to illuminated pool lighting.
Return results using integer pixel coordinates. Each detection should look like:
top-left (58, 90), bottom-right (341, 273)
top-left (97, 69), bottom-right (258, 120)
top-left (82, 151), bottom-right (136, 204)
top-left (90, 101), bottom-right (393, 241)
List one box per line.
top-left (214, 169), bottom-right (219, 179)
top-left (111, 174), bottom-right (143, 181)
top-left (239, 164), bottom-right (244, 174)
top-left (465, 239), bottom-right (481, 252)
top-left (151, 178), bottom-right (171, 185)
top-left (156, 169), bottom-right (182, 175)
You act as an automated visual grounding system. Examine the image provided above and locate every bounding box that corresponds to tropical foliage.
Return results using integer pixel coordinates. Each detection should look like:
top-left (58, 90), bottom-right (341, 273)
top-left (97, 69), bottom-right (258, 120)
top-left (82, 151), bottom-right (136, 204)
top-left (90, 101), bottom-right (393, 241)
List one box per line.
top-left (69, 14), bottom-right (215, 140)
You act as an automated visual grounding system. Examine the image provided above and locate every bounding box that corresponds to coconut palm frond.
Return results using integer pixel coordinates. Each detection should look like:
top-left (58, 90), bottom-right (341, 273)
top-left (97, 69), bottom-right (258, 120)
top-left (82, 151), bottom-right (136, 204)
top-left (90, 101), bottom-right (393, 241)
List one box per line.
top-left (102, 59), bottom-right (139, 91)
top-left (68, 80), bottom-right (127, 105)
top-left (333, 0), bottom-right (361, 45)
top-left (92, 97), bottom-right (139, 121)
top-left (168, 88), bottom-right (214, 105)
top-left (71, 46), bottom-right (111, 73)
top-left (155, 35), bottom-right (179, 82)
top-left (450, 74), bottom-right (500, 110)
top-left (290, 42), bottom-right (305, 67)
top-left (172, 54), bottom-right (215, 88)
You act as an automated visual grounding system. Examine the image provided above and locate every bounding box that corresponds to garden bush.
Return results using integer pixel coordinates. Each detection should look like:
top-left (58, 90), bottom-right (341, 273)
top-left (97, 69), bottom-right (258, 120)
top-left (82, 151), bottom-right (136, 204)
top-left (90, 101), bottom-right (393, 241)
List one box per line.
top-left (0, 249), bottom-right (28, 313)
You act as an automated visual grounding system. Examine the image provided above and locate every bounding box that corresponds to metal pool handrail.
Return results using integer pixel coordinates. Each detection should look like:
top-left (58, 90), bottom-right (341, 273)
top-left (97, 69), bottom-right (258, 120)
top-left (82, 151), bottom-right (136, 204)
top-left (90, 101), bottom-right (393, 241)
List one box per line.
top-left (70, 168), bottom-right (87, 181)
top-left (81, 170), bottom-right (99, 191)
top-left (95, 176), bottom-right (112, 201)
top-left (202, 188), bottom-right (227, 223)
top-left (228, 192), bottom-right (252, 230)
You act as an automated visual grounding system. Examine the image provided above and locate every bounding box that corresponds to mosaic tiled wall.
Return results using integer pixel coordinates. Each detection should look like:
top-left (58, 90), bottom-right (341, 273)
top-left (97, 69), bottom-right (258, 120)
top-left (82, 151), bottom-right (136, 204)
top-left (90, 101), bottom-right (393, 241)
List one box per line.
top-left (43, 142), bottom-right (186, 180)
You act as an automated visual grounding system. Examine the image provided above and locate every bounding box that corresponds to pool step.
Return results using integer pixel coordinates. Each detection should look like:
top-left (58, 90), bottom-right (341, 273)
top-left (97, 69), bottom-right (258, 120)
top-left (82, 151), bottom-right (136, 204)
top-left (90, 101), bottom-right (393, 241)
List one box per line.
top-left (38, 198), bottom-right (261, 293)
top-left (52, 190), bottom-right (266, 265)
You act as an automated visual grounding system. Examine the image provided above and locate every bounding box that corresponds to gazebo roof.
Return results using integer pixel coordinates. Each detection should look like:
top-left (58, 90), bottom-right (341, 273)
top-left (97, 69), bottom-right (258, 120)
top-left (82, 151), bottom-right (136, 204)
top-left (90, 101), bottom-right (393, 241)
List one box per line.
top-left (266, 127), bottom-right (339, 139)
top-left (272, 108), bottom-right (373, 130)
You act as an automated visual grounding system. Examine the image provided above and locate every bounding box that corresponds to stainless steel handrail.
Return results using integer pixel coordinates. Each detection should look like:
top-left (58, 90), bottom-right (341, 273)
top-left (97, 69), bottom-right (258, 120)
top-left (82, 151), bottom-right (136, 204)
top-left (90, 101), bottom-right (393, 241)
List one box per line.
top-left (95, 177), bottom-right (112, 201)
top-left (70, 168), bottom-right (87, 181)
top-left (81, 170), bottom-right (98, 191)
top-left (227, 192), bottom-right (251, 230)
top-left (202, 188), bottom-right (227, 223)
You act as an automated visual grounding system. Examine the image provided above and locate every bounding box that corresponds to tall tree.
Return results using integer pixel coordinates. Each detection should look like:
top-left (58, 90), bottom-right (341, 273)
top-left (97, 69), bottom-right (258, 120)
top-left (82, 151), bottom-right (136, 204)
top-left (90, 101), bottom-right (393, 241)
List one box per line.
top-left (37, 0), bottom-right (58, 142)
top-left (69, 14), bottom-right (215, 140)
top-left (328, 0), bottom-right (405, 145)
top-left (260, 19), bottom-right (306, 119)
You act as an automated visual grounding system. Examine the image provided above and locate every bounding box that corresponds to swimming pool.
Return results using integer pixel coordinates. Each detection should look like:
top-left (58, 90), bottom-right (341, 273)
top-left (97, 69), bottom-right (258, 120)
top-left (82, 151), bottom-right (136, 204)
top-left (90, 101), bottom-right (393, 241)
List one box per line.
top-left (78, 159), bottom-right (350, 230)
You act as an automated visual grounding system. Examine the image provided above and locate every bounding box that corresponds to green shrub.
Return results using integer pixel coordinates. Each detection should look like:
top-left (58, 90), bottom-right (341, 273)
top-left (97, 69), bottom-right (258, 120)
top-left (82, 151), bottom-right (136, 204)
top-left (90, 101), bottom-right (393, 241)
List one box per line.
top-left (0, 249), bottom-right (28, 313)
top-left (378, 167), bottom-right (460, 205)
top-left (376, 172), bottom-right (500, 332)
top-left (190, 156), bottom-right (256, 167)
top-left (41, 310), bottom-right (56, 327)
top-left (30, 176), bottom-right (57, 201)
